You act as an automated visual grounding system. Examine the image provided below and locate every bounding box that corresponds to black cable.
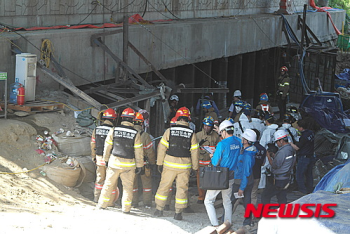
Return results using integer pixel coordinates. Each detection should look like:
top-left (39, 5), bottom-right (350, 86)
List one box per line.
top-left (96, 0), bottom-right (136, 13)
top-left (147, 1), bottom-right (178, 20)
top-left (142, 0), bottom-right (148, 18)
top-left (161, 0), bottom-right (180, 19)
top-left (76, 4), bottom-right (98, 25)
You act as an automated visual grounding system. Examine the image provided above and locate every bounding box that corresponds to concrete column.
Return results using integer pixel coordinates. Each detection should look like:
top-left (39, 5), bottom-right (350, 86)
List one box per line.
top-left (176, 64), bottom-right (195, 110)
top-left (228, 55), bottom-right (243, 106)
top-left (212, 58), bottom-right (228, 110)
top-left (242, 52), bottom-right (256, 105)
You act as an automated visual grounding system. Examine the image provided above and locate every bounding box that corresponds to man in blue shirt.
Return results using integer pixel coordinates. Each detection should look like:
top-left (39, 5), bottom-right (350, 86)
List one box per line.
top-left (204, 120), bottom-right (242, 227)
top-left (291, 119), bottom-right (315, 194)
top-left (230, 129), bottom-right (256, 226)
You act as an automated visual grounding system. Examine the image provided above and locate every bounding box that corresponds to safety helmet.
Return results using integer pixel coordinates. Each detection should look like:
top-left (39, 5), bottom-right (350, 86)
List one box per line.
top-left (233, 90), bottom-right (242, 98)
top-left (170, 117), bottom-right (177, 126)
top-left (138, 109), bottom-right (149, 120)
top-left (243, 102), bottom-right (252, 110)
top-left (219, 120), bottom-right (234, 132)
top-left (176, 107), bottom-right (191, 121)
top-left (234, 100), bottom-right (245, 107)
top-left (264, 113), bottom-right (274, 122)
top-left (289, 106), bottom-right (298, 114)
top-left (102, 108), bottom-right (117, 119)
top-left (280, 66), bottom-right (288, 72)
top-left (274, 129), bottom-right (288, 141)
top-left (260, 93), bottom-right (269, 102)
top-left (202, 100), bottom-right (212, 109)
top-left (170, 95), bottom-right (179, 102)
top-left (121, 107), bottom-right (136, 119)
top-left (283, 114), bottom-right (293, 123)
top-left (203, 116), bottom-right (214, 127)
top-left (242, 129), bottom-right (257, 143)
top-left (225, 117), bottom-right (235, 124)
top-left (134, 112), bottom-right (144, 123)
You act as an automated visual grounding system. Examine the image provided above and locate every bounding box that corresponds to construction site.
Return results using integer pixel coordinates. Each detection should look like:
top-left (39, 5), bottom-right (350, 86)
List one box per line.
top-left (0, 0), bottom-right (350, 233)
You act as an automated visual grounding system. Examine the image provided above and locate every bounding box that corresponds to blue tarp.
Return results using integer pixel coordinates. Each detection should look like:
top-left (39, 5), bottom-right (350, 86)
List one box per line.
top-left (314, 159), bottom-right (350, 192)
top-left (336, 68), bottom-right (350, 81)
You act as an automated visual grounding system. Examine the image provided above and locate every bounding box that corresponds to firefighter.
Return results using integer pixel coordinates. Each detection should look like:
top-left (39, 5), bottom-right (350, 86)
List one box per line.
top-left (132, 111), bottom-right (156, 208)
top-left (91, 108), bottom-right (117, 204)
top-left (154, 107), bottom-right (199, 220)
top-left (277, 66), bottom-right (290, 121)
top-left (256, 93), bottom-right (274, 115)
top-left (97, 108), bottom-right (144, 213)
top-left (202, 101), bottom-right (219, 125)
top-left (196, 116), bottom-right (220, 204)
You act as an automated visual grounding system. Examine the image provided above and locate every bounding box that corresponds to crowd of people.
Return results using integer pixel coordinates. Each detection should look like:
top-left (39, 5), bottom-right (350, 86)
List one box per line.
top-left (90, 65), bottom-right (316, 227)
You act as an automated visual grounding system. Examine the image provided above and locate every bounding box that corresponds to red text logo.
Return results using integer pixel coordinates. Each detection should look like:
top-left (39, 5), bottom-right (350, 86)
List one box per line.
top-left (244, 203), bottom-right (337, 218)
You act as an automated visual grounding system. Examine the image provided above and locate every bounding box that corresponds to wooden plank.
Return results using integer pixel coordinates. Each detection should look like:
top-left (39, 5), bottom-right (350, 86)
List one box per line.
top-left (1, 101), bottom-right (64, 112)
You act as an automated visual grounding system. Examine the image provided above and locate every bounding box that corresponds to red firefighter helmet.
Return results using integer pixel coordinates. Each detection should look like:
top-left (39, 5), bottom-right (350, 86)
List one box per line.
top-left (121, 108), bottom-right (135, 119)
top-left (135, 112), bottom-right (144, 123)
top-left (175, 107), bottom-right (191, 121)
top-left (102, 108), bottom-right (117, 119)
top-left (170, 117), bottom-right (178, 126)
top-left (280, 66), bottom-right (288, 72)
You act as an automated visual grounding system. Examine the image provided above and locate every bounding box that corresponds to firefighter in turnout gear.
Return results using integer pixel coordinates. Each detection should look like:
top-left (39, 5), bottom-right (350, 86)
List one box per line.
top-left (256, 93), bottom-right (273, 115)
top-left (97, 108), bottom-right (144, 213)
top-left (154, 107), bottom-right (199, 220)
top-left (277, 66), bottom-right (290, 121)
top-left (91, 108), bottom-right (117, 204)
top-left (132, 111), bottom-right (156, 208)
top-left (196, 116), bottom-right (220, 203)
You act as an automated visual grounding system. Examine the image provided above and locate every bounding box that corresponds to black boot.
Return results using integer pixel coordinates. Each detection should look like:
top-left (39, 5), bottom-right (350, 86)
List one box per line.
top-left (174, 212), bottom-right (183, 220)
top-left (183, 206), bottom-right (195, 213)
top-left (154, 209), bottom-right (164, 217)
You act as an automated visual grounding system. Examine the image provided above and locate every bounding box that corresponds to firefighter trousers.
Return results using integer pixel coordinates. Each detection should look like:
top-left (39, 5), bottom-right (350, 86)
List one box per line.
top-left (98, 167), bottom-right (135, 212)
top-left (94, 165), bottom-right (117, 206)
top-left (155, 168), bottom-right (190, 213)
top-left (132, 167), bottom-right (153, 206)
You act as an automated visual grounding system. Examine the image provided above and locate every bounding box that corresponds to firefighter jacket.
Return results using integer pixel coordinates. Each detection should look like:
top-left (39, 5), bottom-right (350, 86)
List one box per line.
top-left (234, 145), bottom-right (256, 191)
top-left (196, 128), bottom-right (220, 167)
top-left (256, 101), bottom-right (273, 114)
top-left (277, 74), bottom-right (290, 99)
top-left (204, 107), bottom-right (219, 125)
top-left (233, 113), bottom-right (253, 139)
top-left (157, 121), bottom-right (199, 171)
top-left (134, 125), bottom-right (156, 165)
top-left (103, 121), bottom-right (143, 170)
top-left (260, 124), bottom-right (279, 149)
top-left (91, 120), bottom-right (114, 160)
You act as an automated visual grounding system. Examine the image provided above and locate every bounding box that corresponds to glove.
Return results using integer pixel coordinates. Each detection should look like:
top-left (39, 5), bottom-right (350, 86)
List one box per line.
top-left (92, 157), bottom-right (96, 163)
top-left (158, 165), bottom-right (163, 174)
top-left (135, 167), bottom-right (143, 175)
top-left (105, 161), bottom-right (108, 167)
top-left (190, 169), bottom-right (197, 177)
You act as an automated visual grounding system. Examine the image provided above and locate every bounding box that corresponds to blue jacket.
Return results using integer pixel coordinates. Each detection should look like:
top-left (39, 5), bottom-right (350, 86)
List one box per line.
top-left (234, 145), bottom-right (256, 191)
top-left (211, 136), bottom-right (242, 173)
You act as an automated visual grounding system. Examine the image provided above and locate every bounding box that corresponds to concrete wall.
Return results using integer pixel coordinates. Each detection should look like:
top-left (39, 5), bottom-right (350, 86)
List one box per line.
top-left (0, 0), bottom-right (308, 28)
top-left (0, 10), bottom-right (345, 95)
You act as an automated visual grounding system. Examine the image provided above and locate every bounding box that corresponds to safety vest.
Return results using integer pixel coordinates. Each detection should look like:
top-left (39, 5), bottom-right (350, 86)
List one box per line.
top-left (111, 125), bottom-right (138, 159)
top-left (95, 124), bottom-right (113, 156)
top-left (167, 125), bottom-right (193, 158)
top-left (260, 104), bottom-right (270, 113)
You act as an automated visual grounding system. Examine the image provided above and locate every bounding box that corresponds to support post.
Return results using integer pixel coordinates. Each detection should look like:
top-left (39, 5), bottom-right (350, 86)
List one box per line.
top-left (123, 15), bottom-right (129, 81)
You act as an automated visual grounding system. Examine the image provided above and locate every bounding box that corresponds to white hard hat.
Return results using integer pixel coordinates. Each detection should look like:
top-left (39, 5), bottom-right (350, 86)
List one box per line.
top-left (242, 129), bottom-right (257, 142)
top-left (170, 95), bottom-right (179, 102)
top-left (233, 90), bottom-right (242, 97)
top-left (274, 129), bottom-right (288, 141)
top-left (219, 120), bottom-right (234, 132)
